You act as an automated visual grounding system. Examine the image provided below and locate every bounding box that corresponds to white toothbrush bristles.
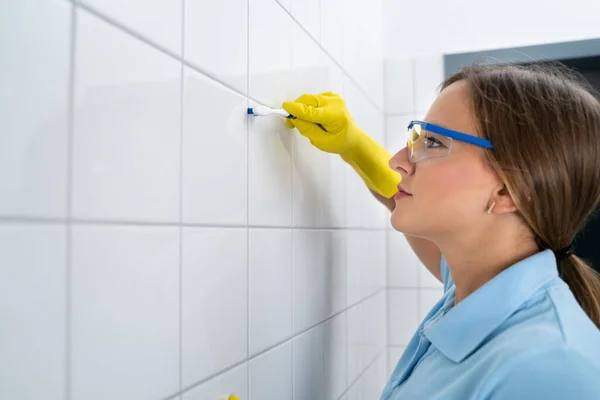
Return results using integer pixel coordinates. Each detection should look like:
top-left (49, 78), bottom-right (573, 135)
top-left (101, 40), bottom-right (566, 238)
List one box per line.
top-left (248, 106), bottom-right (295, 119)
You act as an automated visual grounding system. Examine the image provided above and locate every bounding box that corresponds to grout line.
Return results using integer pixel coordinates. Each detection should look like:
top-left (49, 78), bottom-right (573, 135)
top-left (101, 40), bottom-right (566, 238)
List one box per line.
top-left (163, 287), bottom-right (386, 399)
top-left (288, 1), bottom-right (296, 396)
top-left (65, 4), bottom-right (77, 400)
top-left (335, 347), bottom-right (387, 400)
top-left (74, 2), bottom-right (259, 106)
top-left (245, 0), bottom-right (251, 397)
top-left (74, 0), bottom-right (382, 115)
top-left (178, 0), bottom-right (185, 397)
top-left (271, 0), bottom-right (382, 112)
top-left (0, 216), bottom-right (389, 231)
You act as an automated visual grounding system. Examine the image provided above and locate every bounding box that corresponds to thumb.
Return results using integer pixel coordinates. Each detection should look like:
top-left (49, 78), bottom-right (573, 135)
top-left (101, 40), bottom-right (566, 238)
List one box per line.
top-left (282, 101), bottom-right (327, 123)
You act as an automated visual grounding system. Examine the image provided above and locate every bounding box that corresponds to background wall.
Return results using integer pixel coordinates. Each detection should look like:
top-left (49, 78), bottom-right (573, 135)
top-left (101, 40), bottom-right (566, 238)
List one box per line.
top-left (0, 0), bottom-right (395, 399)
top-left (383, 0), bottom-right (600, 57)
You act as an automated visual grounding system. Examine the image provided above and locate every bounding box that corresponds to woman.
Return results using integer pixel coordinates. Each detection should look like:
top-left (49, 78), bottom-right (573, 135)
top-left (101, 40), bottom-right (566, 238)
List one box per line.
top-left (282, 64), bottom-right (600, 399)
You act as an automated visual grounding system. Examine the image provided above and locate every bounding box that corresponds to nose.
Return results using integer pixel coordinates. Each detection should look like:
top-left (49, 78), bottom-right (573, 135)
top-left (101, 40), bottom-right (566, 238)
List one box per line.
top-left (389, 146), bottom-right (414, 178)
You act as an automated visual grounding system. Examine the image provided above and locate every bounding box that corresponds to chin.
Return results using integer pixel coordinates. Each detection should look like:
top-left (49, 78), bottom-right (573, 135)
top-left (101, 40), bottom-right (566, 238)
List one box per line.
top-left (390, 208), bottom-right (412, 233)
top-left (390, 208), bottom-right (427, 238)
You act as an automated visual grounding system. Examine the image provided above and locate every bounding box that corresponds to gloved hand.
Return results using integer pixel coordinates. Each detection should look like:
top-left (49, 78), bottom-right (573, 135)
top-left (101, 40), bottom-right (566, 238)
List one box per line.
top-left (282, 92), bottom-right (401, 198)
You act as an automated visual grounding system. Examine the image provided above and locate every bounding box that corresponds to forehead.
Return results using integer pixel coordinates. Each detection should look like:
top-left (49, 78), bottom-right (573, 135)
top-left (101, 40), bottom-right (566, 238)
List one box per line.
top-left (424, 80), bottom-right (480, 139)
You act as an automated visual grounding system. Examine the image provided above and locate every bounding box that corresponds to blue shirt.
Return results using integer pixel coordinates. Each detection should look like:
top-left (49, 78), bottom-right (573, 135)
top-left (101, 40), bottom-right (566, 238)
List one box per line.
top-left (382, 250), bottom-right (600, 399)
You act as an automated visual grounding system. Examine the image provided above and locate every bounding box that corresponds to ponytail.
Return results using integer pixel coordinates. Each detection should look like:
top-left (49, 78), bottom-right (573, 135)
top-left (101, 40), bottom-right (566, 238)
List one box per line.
top-left (561, 255), bottom-right (600, 329)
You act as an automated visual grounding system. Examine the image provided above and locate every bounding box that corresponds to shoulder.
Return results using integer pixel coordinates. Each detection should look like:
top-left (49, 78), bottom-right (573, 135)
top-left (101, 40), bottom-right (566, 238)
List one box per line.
top-left (486, 347), bottom-right (600, 399)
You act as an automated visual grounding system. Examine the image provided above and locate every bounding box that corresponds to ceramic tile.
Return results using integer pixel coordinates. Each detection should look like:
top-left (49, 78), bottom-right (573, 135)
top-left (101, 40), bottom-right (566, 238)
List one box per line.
top-left (385, 115), bottom-right (414, 155)
top-left (72, 10), bottom-right (181, 221)
top-left (419, 261), bottom-right (444, 288)
top-left (181, 227), bottom-right (248, 386)
top-left (320, 0), bottom-right (344, 62)
top-left (291, 0), bottom-right (320, 41)
top-left (249, 341), bottom-right (293, 400)
top-left (71, 225), bottom-right (179, 400)
top-left (294, 229), bottom-right (345, 333)
top-left (80, 0), bottom-right (182, 54)
top-left (419, 288), bottom-right (444, 320)
top-left (414, 55), bottom-right (444, 113)
top-left (387, 230), bottom-right (419, 288)
top-left (249, 229), bottom-right (292, 355)
top-left (293, 325), bottom-right (324, 400)
top-left (249, 0), bottom-right (293, 106)
top-left (387, 346), bottom-right (406, 380)
top-left (323, 312), bottom-right (347, 400)
top-left (346, 300), bottom-right (365, 384)
top-left (0, 0), bottom-right (70, 217)
top-left (248, 100), bottom-right (293, 226)
top-left (0, 223), bottom-right (66, 400)
top-left (182, 67), bottom-right (248, 225)
top-left (384, 58), bottom-right (415, 114)
top-left (185, 0), bottom-right (247, 93)
top-left (387, 289), bottom-right (419, 346)
top-left (183, 363), bottom-right (248, 400)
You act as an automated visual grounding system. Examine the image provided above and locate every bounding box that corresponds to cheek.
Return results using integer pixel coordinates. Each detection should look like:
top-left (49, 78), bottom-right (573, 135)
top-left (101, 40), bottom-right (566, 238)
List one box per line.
top-left (418, 158), bottom-right (494, 220)
top-left (390, 156), bottom-right (496, 235)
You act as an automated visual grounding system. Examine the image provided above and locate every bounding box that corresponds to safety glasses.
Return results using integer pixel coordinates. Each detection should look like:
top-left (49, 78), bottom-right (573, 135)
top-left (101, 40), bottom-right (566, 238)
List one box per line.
top-left (407, 120), bottom-right (494, 163)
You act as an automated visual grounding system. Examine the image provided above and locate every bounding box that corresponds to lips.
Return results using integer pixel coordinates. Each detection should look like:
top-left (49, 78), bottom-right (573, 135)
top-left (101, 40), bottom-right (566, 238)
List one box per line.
top-left (397, 184), bottom-right (412, 196)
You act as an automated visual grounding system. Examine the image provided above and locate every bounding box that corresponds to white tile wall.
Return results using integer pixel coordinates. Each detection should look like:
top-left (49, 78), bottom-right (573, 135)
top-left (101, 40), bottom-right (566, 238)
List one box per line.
top-left (293, 229), bottom-right (345, 333)
top-left (414, 55), bottom-right (445, 113)
top-left (323, 313), bottom-right (348, 400)
top-left (293, 325), bottom-right (325, 400)
top-left (3, 0), bottom-right (394, 399)
top-left (290, 0), bottom-right (321, 41)
top-left (248, 99), bottom-right (294, 226)
top-left (185, 0), bottom-right (248, 93)
top-left (71, 225), bottom-right (179, 400)
top-left (387, 231), bottom-right (419, 288)
top-left (387, 346), bottom-right (406, 380)
top-left (182, 67), bottom-right (248, 225)
top-left (387, 289), bottom-right (419, 346)
top-left (385, 115), bottom-right (415, 155)
top-left (80, 0), bottom-right (182, 55)
top-left (72, 10), bottom-right (181, 222)
top-left (249, 0), bottom-right (293, 106)
top-left (183, 363), bottom-right (248, 400)
top-left (181, 228), bottom-right (248, 386)
top-left (249, 341), bottom-right (293, 400)
top-left (419, 288), bottom-right (445, 320)
top-left (249, 229), bottom-right (293, 355)
top-left (0, 224), bottom-right (66, 400)
top-left (0, 0), bottom-right (70, 218)
top-left (384, 58), bottom-right (415, 115)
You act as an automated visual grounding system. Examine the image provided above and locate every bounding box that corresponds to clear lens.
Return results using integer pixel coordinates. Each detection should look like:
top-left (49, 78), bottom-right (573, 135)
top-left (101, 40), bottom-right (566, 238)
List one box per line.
top-left (407, 123), bottom-right (452, 163)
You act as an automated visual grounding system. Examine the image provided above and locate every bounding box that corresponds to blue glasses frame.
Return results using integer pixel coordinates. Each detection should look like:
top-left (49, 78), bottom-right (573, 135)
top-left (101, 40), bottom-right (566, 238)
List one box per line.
top-left (408, 120), bottom-right (494, 149)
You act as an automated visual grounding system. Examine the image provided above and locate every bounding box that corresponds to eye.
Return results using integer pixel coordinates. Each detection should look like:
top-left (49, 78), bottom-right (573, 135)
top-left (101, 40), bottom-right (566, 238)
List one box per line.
top-left (426, 136), bottom-right (447, 148)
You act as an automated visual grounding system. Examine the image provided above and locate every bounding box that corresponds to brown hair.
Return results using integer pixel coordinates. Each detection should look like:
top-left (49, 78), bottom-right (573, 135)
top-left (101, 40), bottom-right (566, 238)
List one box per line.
top-left (441, 63), bottom-right (600, 328)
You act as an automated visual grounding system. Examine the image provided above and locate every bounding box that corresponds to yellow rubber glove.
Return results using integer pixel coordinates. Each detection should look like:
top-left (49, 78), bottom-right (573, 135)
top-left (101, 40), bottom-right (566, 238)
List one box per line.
top-left (282, 92), bottom-right (401, 198)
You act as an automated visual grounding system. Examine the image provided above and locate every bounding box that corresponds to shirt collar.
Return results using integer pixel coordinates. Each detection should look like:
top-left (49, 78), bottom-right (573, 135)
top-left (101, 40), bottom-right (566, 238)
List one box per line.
top-left (424, 249), bottom-right (559, 363)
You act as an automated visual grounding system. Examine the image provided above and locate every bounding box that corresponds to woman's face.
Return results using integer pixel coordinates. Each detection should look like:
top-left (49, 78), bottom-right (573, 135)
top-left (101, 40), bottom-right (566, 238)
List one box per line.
top-left (389, 80), bottom-right (501, 239)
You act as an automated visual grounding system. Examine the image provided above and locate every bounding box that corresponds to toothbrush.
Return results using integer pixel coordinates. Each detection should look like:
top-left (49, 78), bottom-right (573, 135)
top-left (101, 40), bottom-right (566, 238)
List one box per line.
top-left (247, 105), bottom-right (296, 119)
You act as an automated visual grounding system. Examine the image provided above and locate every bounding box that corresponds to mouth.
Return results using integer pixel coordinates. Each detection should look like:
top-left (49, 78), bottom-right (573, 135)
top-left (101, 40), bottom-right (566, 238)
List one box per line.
top-left (394, 184), bottom-right (413, 201)
top-left (397, 184), bottom-right (412, 196)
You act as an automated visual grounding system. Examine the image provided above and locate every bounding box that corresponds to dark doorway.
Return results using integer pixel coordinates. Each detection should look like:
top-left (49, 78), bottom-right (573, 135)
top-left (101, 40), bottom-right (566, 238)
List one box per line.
top-left (557, 56), bottom-right (600, 274)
